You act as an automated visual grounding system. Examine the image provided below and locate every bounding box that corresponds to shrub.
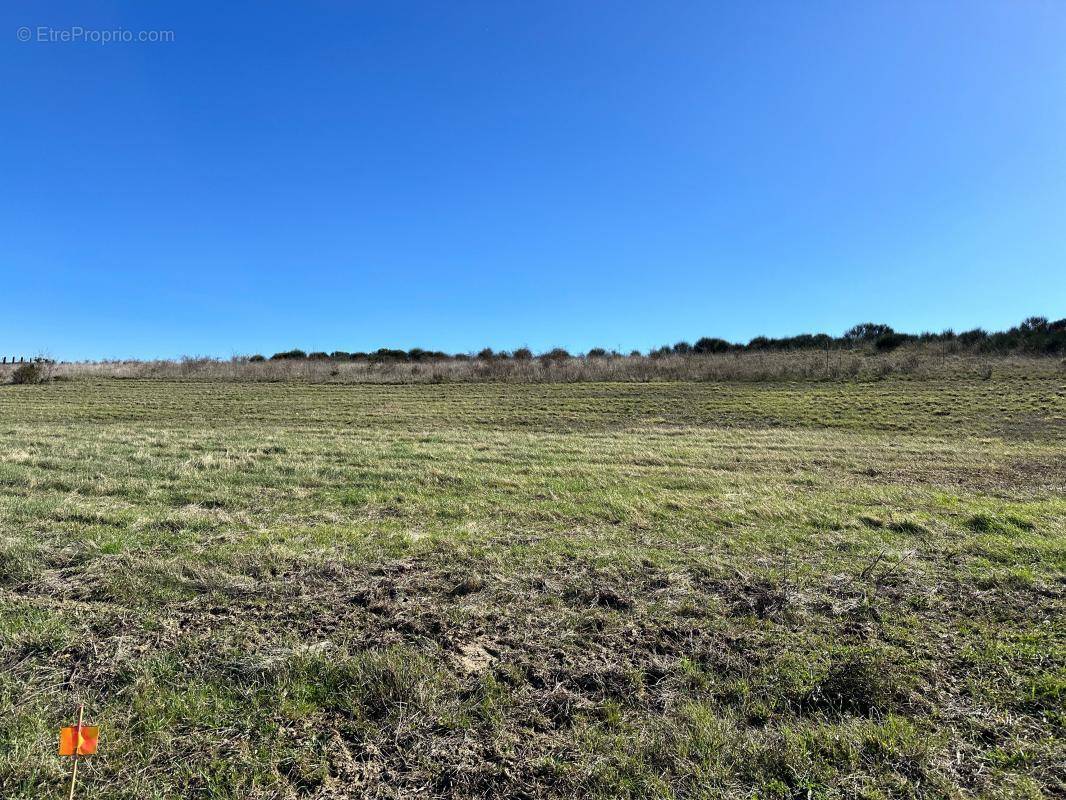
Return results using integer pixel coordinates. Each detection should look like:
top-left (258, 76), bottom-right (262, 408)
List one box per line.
top-left (477, 348), bottom-right (496, 360)
top-left (271, 349), bottom-right (307, 360)
top-left (957, 328), bottom-right (987, 347)
top-left (1020, 316), bottom-right (1048, 333)
top-left (844, 323), bottom-right (894, 343)
top-left (586, 348), bottom-right (609, 359)
top-left (512, 348), bottom-right (533, 360)
top-left (248, 354), bottom-right (266, 362)
top-left (694, 337), bottom-right (732, 354)
top-left (875, 332), bottom-right (911, 352)
top-left (308, 352), bottom-right (330, 360)
top-left (540, 348), bottom-right (571, 361)
top-left (371, 348), bottom-right (408, 362)
top-left (11, 362), bottom-right (46, 384)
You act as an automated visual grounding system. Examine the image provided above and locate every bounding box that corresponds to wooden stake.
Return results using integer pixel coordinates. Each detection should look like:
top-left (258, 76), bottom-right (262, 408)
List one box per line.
top-left (68, 704), bottom-right (84, 800)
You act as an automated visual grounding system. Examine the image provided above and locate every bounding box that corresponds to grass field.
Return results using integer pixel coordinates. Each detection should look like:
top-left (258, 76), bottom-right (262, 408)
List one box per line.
top-left (1, 377), bottom-right (1063, 798)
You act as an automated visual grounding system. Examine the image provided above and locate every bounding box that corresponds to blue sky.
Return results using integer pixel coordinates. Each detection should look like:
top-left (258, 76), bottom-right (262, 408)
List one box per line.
top-left (2, 1), bottom-right (1064, 359)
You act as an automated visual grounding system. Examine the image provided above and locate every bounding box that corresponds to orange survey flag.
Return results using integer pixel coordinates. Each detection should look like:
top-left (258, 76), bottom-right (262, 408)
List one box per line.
top-left (59, 724), bottom-right (99, 756)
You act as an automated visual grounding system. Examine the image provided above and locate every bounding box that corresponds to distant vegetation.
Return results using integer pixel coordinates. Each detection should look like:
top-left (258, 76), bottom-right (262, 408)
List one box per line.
top-left (3, 317), bottom-right (1062, 385)
top-left (252, 315), bottom-right (1065, 362)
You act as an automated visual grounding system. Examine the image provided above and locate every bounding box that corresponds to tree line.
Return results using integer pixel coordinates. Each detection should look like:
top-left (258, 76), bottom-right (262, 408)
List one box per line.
top-left (254, 316), bottom-right (1065, 363)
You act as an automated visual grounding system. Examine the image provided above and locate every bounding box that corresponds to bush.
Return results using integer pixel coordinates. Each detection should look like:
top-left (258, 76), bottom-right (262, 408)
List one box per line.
top-left (1020, 316), bottom-right (1048, 333)
top-left (248, 354), bottom-right (266, 362)
top-left (875, 332), bottom-right (912, 352)
top-left (586, 348), bottom-right (609, 359)
top-left (540, 348), bottom-right (571, 361)
top-left (11, 362), bottom-right (46, 384)
top-left (512, 348), bottom-right (533, 360)
top-left (370, 348), bottom-right (409, 362)
top-left (271, 349), bottom-right (307, 360)
top-left (956, 329), bottom-right (986, 349)
top-left (694, 337), bottom-right (732, 354)
top-left (845, 323), bottom-right (894, 343)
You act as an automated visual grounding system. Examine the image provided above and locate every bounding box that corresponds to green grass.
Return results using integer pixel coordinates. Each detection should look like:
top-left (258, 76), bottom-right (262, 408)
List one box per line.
top-left (1, 377), bottom-right (1063, 798)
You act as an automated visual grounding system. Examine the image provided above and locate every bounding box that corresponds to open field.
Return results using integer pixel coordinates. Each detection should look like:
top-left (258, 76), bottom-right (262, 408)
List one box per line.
top-left (1, 378), bottom-right (1063, 798)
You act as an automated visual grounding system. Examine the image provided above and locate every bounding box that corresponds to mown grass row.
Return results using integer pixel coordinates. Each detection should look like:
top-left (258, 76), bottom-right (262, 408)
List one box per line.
top-left (1, 376), bottom-right (1063, 436)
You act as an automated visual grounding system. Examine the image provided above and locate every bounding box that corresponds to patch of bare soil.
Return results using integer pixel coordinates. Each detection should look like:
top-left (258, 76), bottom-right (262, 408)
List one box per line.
top-left (994, 410), bottom-right (1066, 441)
top-left (6, 547), bottom-right (1062, 798)
top-left (853, 453), bottom-right (1066, 498)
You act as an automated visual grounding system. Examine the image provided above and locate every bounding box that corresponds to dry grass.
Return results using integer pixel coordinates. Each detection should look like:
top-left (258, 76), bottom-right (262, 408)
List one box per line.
top-left (6, 348), bottom-right (1062, 384)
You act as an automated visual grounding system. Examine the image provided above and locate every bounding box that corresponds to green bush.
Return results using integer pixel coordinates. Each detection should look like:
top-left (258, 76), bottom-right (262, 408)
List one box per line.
top-left (694, 337), bottom-right (732, 353)
top-left (875, 332), bottom-right (912, 351)
top-left (10, 362), bottom-right (46, 384)
top-left (540, 347), bottom-right (571, 361)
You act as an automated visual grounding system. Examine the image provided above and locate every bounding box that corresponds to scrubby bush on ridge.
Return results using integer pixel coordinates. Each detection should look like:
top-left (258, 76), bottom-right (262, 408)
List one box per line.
top-left (247, 316), bottom-right (1063, 365)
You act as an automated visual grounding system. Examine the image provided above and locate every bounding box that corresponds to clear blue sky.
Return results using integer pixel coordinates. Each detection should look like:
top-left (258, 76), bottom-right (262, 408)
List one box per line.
top-left (2, 1), bottom-right (1064, 360)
